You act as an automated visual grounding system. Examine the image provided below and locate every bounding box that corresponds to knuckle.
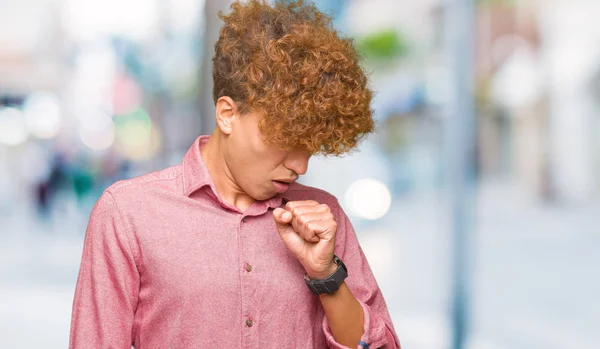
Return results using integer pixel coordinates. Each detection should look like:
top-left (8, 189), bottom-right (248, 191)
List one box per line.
top-left (297, 215), bottom-right (307, 225)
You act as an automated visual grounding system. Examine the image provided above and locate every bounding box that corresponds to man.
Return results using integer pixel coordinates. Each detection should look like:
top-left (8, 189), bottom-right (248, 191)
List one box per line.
top-left (69, 1), bottom-right (400, 348)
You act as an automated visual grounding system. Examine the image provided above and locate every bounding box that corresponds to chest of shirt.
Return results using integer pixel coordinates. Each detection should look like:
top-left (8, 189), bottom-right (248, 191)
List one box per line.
top-left (126, 193), bottom-right (314, 309)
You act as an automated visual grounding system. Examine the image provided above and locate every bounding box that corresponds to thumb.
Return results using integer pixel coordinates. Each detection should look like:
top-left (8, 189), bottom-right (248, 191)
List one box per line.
top-left (273, 208), bottom-right (292, 228)
top-left (273, 208), bottom-right (304, 253)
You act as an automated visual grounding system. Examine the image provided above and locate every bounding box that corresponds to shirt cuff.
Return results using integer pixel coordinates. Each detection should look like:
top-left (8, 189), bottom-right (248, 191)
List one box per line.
top-left (322, 300), bottom-right (389, 349)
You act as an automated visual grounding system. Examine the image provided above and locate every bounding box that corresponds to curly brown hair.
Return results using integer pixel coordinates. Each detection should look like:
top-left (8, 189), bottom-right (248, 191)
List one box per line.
top-left (213, 0), bottom-right (374, 155)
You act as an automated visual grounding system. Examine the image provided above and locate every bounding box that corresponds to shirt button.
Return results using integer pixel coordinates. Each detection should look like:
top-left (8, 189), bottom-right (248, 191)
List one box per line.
top-left (245, 264), bottom-right (252, 272)
top-left (242, 217), bottom-right (247, 223)
top-left (246, 318), bottom-right (253, 327)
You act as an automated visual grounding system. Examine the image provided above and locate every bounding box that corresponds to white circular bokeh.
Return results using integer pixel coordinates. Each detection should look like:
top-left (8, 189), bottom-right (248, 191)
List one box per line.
top-left (79, 118), bottom-right (115, 151)
top-left (23, 92), bottom-right (62, 139)
top-left (0, 107), bottom-right (29, 146)
top-left (344, 178), bottom-right (392, 220)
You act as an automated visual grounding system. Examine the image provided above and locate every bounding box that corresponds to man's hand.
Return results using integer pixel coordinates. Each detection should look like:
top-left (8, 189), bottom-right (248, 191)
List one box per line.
top-left (273, 200), bottom-right (337, 279)
top-left (274, 200), bottom-right (368, 347)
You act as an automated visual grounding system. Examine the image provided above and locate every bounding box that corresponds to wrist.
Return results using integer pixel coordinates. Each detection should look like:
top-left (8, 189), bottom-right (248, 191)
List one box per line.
top-left (307, 263), bottom-right (337, 280)
top-left (318, 280), bottom-right (347, 299)
top-left (304, 255), bottom-right (348, 295)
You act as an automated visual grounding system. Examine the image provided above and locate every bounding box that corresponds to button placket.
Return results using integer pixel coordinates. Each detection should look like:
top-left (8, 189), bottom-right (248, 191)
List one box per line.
top-left (239, 213), bottom-right (260, 346)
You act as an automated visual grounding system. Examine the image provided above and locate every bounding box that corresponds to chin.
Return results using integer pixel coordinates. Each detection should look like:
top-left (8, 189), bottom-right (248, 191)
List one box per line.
top-left (255, 192), bottom-right (276, 201)
top-left (246, 188), bottom-right (273, 201)
top-left (261, 187), bottom-right (281, 200)
top-left (244, 182), bottom-right (278, 201)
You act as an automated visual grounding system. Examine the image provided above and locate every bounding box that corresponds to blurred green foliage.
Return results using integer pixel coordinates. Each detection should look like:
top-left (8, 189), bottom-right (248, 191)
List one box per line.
top-left (356, 29), bottom-right (409, 62)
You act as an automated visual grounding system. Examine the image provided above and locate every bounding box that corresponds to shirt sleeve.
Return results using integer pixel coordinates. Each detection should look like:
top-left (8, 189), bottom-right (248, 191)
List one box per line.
top-left (322, 206), bottom-right (401, 349)
top-left (69, 190), bottom-right (140, 349)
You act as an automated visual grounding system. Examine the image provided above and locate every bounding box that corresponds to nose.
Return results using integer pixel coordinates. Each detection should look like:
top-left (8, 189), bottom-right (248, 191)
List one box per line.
top-left (284, 150), bottom-right (310, 176)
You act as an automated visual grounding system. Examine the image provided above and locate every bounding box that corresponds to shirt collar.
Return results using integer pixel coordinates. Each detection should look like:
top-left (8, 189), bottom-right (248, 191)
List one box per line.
top-left (182, 135), bottom-right (213, 197)
top-left (181, 135), bottom-right (288, 213)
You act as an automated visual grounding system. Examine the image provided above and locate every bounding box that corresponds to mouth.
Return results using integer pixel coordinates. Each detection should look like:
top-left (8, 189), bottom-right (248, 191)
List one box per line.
top-left (273, 178), bottom-right (296, 184)
top-left (272, 180), bottom-right (293, 193)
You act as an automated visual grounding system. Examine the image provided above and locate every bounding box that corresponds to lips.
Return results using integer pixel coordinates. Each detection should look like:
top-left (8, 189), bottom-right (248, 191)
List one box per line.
top-left (273, 179), bottom-right (295, 184)
top-left (272, 180), bottom-right (291, 193)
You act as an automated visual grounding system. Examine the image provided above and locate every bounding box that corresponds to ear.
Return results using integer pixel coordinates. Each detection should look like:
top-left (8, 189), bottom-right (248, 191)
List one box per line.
top-left (215, 96), bottom-right (238, 135)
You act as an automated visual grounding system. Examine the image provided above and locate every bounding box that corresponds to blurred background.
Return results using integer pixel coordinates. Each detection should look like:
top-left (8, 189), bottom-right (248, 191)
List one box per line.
top-left (1, 0), bottom-right (599, 348)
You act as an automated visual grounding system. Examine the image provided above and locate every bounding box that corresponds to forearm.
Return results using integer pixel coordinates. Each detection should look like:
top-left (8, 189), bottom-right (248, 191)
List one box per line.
top-left (320, 282), bottom-right (365, 348)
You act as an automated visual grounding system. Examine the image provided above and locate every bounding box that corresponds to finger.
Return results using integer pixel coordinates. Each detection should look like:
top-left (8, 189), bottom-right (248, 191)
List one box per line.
top-left (288, 203), bottom-right (330, 217)
top-left (303, 219), bottom-right (337, 242)
top-left (272, 208), bottom-right (307, 254)
top-left (273, 208), bottom-right (292, 228)
top-left (288, 204), bottom-right (331, 243)
top-left (298, 212), bottom-right (335, 237)
top-left (273, 213), bottom-right (306, 250)
top-left (291, 215), bottom-right (318, 242)
top-left (293, 212), bottom-right (331, 243)
top-left (285, 200), bottom-right (319, 212)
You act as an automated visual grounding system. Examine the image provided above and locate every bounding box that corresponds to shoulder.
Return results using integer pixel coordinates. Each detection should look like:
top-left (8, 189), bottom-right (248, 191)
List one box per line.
top-left (104, 164), bottom-right (182, 202)
top-left (285, 182), bottom-right (341, 211)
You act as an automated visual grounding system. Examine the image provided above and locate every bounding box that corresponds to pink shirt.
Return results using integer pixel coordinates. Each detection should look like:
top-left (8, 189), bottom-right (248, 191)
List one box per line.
top-left (69, 135), bottom-right (400, 349)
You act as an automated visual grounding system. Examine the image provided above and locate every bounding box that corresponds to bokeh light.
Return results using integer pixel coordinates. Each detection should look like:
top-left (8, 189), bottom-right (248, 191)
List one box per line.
top-left (114, 108), bottom-right (160, 160)
top-left (79, 110), bottom-right (115, 151)
top-left (0, 107), bottom-right (29, 146)
top-left (62, 0), bottom-right (160, 42)
top-left (344, 178), bottom-right (392, 220)
top-left (22, 92), bottom-right (62, 139)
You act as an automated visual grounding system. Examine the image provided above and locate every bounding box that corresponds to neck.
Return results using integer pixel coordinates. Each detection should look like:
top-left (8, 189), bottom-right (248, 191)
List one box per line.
top-left (200, 132), bottom-right (256, 212)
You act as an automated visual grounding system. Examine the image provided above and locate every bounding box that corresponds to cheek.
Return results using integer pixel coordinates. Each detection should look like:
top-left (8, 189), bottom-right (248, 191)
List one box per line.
top-left (248, 144), bottom-right (286, 174)
top-left (235, 159), bottom-right (270, 187)
top-left (243, 163), bottom-right (280, 191)
top-left (232, 138), bottom-right (286, 181)
top-left (232, 137), bottom-right (261, 165)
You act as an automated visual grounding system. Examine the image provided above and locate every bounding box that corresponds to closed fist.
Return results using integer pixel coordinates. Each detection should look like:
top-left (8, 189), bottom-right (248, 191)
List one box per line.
top-left (273, 200), bottom-right (337, 280)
